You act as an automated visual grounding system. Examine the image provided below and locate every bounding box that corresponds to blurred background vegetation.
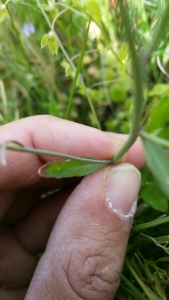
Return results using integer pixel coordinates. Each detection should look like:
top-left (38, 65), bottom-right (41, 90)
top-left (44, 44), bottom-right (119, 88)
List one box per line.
top-left (1, 0), bottom-right (169, 299)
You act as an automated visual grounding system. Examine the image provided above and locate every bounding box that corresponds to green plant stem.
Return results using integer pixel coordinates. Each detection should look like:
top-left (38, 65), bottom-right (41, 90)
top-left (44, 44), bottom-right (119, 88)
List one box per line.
top-left (55, 3), bottom-right (85, 18)
top-left (4, 0), bottom-right (10, 5)
top-left (121, 274), bottom-right (147, 300)
top-left (78, 6), bottom-right (122, 64)
top-left (65, 19), bottom-right (91, 119)
top-left (91, 77), bottom-right (130, 88)
top-left (132, 216), bottom-right (169, 231)
top-left (100, 53), bottom-right (112, 109)
top-left (113, 0), bottom-right (144, 164)
top-left (143, 2), bottom-right (169, 63)
top-left (143, 279), bottom-right (169, 288)
top-left (54, 4), bottom-right (119, 64)
top-left (140, 131), bottom-right (169, 149)
top-left (0, 80), bottom-right (7, 117)
top-left (52, 4), bottom-right (85, 30)
top-left (0, 144), bottom-right (112, 165)
top-left (125, 259), bottom-right (162, 300)
top-left (36, 0), bottom-right (101, 129)
top-left (141, 233), bottom-right (169, 255)
top-left (52, 7), bottom-right (69, 30)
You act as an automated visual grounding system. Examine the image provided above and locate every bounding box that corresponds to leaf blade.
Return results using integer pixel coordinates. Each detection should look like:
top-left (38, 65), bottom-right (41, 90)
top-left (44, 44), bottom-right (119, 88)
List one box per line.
top-left (86, 0), bottom-right (102, 23)
top-left (146, 95), bottom-right (169, 133)
top-left (142, 138), bottom-right (169, 199)
top-left (39, 159), bottom-right (108, 178)
top-left (140, 168), bottom-right (168, 212)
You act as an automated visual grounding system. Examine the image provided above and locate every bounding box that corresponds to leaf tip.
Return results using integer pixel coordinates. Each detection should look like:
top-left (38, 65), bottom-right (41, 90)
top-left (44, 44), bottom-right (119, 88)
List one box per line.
top-left (38, 165), bottom-right (48, 178)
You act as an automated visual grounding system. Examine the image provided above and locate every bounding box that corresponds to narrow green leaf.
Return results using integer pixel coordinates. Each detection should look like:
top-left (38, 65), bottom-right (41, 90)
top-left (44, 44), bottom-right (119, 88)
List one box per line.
top-left (39, 159), bottom-right (108, 178)
top-left (142, 138), bottom-right (169, 199)
top-left (133, 216), bottom-right (169, 231)
top-left (146, 95), bottom-right (169, 133)
top-left (86, 0), bottom-right (102, 23)
top-left (155, 235), bottom-right (169, 243)
top-left (125, 259), bottom-right (162, 300)
top-left (153, 273), bottom-right (167, 300)
top-left (121, 274), bottom-right (147, 300)
top-left (65, 19), bottom-right (91, 119)
top-left (48, 97), bottom-right (57, 116)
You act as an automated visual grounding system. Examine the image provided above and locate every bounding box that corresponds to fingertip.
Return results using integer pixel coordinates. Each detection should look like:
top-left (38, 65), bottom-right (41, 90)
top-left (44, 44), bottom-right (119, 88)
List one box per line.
top-left (103, 133), bottom-right (128, 162)
top-left (105, 133), bottom-right (146, 168)
top-left (105, 163), bottom-right (141, 217)
top-left (126, 137), bottom-right (146, 168)
top-left (26, 165), bottom-right (138, 300)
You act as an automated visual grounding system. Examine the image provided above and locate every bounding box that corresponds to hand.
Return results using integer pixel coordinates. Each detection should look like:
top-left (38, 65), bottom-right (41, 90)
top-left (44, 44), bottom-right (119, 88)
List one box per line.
top-left (0, 116), bottom-right (145, 300)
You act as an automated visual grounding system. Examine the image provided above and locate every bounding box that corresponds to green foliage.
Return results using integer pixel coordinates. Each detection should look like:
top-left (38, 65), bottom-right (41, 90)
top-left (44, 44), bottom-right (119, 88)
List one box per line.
top-left (158, 125), bottom-right (169, 141)
top-left (109, 83), bottom-right (127, 102)
top-left (86, 0), bottom-right (102, 23)
top-left (124, 257), bottom-right (168, 300)
top-left (0, 4), bottom-right (7, 22)
top-left (141, 168), bottom-right (168, 212)
top-left (71, 0), bottom-right (78, 6)
top-left (146, 95), bottom-right (169, 133)
top-left (39, 159), bottom-right (108, 178)
top-left (48, 97), bottom-right (57, 116)
top-left (1, 0), bottom-right (169, 298)
top-left (61, 60), bottom-right (72, 78)
top-left (142, 138), bottom-right (169, 199)
top-left (41, 31), bottom-right (59, 55)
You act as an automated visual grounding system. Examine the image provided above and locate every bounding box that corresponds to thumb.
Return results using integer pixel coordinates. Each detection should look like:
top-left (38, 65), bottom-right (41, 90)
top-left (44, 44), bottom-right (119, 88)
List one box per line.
top-left (26, 163), bottom-right (141, 300)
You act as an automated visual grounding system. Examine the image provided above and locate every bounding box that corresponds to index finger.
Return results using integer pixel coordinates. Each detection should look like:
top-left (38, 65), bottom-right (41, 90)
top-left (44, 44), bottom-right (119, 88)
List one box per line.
top-left (0, 115), bottom-right (145, 191)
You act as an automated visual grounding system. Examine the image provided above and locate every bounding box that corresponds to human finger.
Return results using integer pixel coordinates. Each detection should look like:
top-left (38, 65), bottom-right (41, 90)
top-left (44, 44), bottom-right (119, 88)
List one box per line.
top-left (0, 288), bottom-right (27, 300)
top-left (0, 115), bottom-right (126, 191)
top-left (12, 183), bottom-right (77, 254)
top-left (0, 185), bottom-right (75, 292)
top-left (0, 226), bottom-right (38, 289)
top-left (0, 116), bottom-right (125, 219)
top-left (106, 133), bottom-right (145, 169)
top-left (0, 116), bottom-right (146, 193)
top-left (25, 163), bottom-right (141, 300)
top-left (2, 177), bottom-right (79, 223)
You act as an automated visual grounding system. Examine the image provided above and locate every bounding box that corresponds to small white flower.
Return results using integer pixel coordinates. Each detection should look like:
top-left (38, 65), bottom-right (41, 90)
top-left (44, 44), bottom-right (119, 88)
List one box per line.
top-left (88, 21), bottom-right (101, 40)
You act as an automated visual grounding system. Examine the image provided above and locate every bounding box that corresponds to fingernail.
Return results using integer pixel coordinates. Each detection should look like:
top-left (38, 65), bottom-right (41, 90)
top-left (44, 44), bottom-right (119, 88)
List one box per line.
top-left (105, 164), bottom-right (141, 216)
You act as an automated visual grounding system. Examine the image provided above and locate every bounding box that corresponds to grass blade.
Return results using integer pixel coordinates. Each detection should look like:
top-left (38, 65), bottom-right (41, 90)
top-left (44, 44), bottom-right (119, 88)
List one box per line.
top-left (65, 18), bottom-right (91, 119)
top-left (121, 274), bottom-right (147, 300)
top-left (125, 259), bottom-right (162, 300)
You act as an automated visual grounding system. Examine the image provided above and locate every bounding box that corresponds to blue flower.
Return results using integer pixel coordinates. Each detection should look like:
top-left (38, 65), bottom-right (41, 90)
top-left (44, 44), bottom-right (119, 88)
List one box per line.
top-left (21, 22), bottom-right (35, 37)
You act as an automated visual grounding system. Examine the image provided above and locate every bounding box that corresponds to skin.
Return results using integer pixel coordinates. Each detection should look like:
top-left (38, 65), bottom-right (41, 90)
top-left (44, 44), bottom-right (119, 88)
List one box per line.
top-left (0, 116), bottom-right (145, 300)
